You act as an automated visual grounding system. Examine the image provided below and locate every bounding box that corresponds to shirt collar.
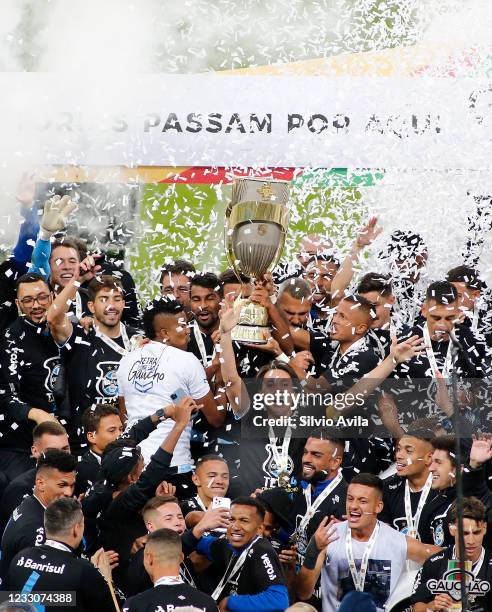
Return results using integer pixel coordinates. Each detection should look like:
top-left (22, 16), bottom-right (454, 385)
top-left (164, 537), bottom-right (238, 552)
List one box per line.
top-left (301, 476), bottom-right (336, 497)
top-left (89, 450), bottom-right (102, 464)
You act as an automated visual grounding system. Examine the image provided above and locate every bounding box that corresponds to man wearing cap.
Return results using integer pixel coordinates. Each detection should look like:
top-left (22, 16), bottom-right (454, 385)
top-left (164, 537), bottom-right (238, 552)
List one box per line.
top-left (87, 395), bottom-right (197, 591)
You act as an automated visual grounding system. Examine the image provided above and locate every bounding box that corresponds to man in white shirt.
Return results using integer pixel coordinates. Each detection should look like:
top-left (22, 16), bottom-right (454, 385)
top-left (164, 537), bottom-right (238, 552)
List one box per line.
top-left (117, 297), bottom-right (224, 494)
top-left (295, 473), bottom-right (441, 611)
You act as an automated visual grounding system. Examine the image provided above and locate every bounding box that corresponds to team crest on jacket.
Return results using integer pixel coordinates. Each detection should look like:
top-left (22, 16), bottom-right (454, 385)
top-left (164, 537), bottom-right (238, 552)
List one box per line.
top-left (96, 362), bottom-right (119, 397)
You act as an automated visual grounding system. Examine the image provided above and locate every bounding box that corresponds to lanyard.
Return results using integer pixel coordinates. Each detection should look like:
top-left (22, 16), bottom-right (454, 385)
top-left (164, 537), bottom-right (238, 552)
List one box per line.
top-left (194, 495), bottom-right (207, 512)
top-left (180, 563), bottom-right (196, 587)
top-left (193, 321), bottom-right (216, 367)
top-left (94, 323), bottom-right (130, 356)
top-left (452, 546), bottom-right (485, 577)
top-left (75, 293), bottom-right (83, 320)
top-left (423, 324), bottom-right (453, 378)
top-left (404, 474), bottom-right (433, 539)
top-left (346, 522), bottom-right (380, 592)
top-left (154, 575), bottom-right (184, 586)
top-left (330, 336), bottom-right (366, 370)
top-left (368, 330), bottom-right (387, 361)
top-left (211, 536), bottom-right (260, 601)
top-left (463, 307), bottom-right (479, 334)
top-left (297, 472), bottom-right (343, 536)
top-left (268, 426), bottom-right (292, 482)
top-left (44, 539), bottom-right (72, 553)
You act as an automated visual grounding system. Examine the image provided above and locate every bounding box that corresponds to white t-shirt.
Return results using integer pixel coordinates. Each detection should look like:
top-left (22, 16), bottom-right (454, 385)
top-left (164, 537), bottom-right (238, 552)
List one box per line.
top-left (116, 341), bottom-right (210, 465)
top-left (321, 520), bottom-right (407, 612)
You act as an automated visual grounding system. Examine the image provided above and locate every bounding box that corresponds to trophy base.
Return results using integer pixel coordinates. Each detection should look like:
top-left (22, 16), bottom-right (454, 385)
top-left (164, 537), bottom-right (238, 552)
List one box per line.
top-left (232, 298), bottom-right (270, 344)
top-left (231, 324), bottom-right (270, 344)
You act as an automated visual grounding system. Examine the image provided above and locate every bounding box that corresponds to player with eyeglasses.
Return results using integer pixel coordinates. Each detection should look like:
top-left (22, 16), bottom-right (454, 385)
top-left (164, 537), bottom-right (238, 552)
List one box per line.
top-left (0, 272), bottom-right (61, 486)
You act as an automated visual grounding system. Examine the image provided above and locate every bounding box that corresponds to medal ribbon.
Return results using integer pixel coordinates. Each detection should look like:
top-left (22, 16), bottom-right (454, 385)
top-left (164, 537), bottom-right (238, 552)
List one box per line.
top-left (297, 472), bottom-right (344, 537)
top-left (404, 473), bottom-right (433, 539)
top-left (211, 536), bottom-right (261, 601)
top-left (345, 521), bottom-right (380, 592)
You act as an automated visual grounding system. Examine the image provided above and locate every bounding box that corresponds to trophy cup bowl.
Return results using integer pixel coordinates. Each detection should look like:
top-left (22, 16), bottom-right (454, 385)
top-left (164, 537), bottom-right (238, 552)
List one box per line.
top-left (225, 177), bottom-right (290, 344)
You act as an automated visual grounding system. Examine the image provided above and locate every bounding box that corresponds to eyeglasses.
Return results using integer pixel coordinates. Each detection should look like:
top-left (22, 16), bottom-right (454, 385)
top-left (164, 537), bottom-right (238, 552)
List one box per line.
top-left (19, 293), bottom-right (51, 307)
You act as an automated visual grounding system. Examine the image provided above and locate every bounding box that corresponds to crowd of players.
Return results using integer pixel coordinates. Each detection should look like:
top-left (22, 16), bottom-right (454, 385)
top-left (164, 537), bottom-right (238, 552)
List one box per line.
top-left (1, 187), bottom-right (492, 611)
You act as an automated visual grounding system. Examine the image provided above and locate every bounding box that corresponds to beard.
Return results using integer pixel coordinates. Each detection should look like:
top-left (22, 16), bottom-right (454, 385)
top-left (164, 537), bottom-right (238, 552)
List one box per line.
top-left (303, 469), bottom-right (329, 484)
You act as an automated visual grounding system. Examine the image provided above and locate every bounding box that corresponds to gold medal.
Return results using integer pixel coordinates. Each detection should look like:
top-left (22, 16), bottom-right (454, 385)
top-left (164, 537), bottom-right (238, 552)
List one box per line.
top-left (277, 471), bottom-right (290, 488)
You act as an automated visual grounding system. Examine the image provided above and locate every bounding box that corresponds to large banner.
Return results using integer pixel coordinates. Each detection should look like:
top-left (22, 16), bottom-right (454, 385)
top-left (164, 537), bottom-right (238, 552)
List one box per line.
top-left (1, 73), bottom-right (491, 168)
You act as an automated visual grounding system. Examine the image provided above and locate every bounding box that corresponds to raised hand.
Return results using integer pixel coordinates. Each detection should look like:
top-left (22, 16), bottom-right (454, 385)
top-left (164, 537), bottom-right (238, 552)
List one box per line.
top-left (390, 334), bottom-right (427, 365)
top-left (174, 396), bottom-right (200, 428)
top-left (356, 216), bottom-right (383, 249)
top-left (249, 285), bottom-right (272, 309)
top-left (314, 516), bottom-right (339, 551)
top-left (278, 544), bottom-right (297, 568)
top-left (245, 334), bottom-right (281, 355)
top-left (155, 480), bottom-right (177, 496)
top-left (79, 254), bottom-right (103, 282)
top-left (255, 272), bottom-right (276, 296)
top-left (219, 293), bottom-right (239, 334)
top-left (40, 195), bottom-right (77, 237)
top-left (289, 350), bottom-right (314, 373)
top-left (470, 433), bottom-right (492, 469)
top-left (194, 506), bottom-right (231, 537)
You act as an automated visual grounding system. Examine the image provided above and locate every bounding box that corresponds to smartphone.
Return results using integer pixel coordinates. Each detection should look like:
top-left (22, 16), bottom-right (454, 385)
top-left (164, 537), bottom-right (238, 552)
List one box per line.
top-left (170, 388), bottom-right (188, 404)
top-left (212, 496), bottom-right (231, 510)
top-left (211, 497), bottom-right (231, 533)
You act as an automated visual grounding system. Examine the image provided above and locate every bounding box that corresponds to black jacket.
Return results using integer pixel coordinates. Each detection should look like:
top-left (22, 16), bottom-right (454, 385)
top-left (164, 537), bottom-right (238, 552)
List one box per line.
top-left (7, 541), bottom-right (116, 612)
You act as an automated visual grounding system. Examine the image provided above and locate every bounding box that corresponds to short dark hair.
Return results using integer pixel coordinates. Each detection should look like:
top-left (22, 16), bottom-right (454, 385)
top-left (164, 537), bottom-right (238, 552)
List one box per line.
top-left (87, 275), bottom-right (124, 302)
top-left (190, 272), bottom-right (222, 297)
top-left (196, 454), bottom-right (228, 470)
top-left (446, 266), bottom-right (482, 291)
top-left (231, 496), bottom-right (265, 521)
top-left (160, 259), bottom-right (196, 286)
top-left (401, 429), bottom-right (435, 444)
top-left (219, 268), bottom-right (251, 285)
top-left (278, 278), bottom-right (312, 301)
top-left (71, 237), bottom-right (88, 261)
top-left (51, 237), bottom-right (81, 260)
top-left (256, 360), bottom-right (299, 383)
top-left (431, 435), bottom-right (458, 467)
top-left (15, 273), bottom-right (50, 293)
top-left (349, 473), bottom-right (384, 498)
top-left (44, 498), bottom-right (83, 536)
top-left (36, 450), bottom-right (77, 476)
top-left (142, 495), bottom-right (180, 521)
top-left (425, 281), bottom-right (458, 305)
top-left (308, 429), bottom-right (345, 457)
top-left (142, 296), bottom-right (185, 340)
top-left (82, 404), bottom-right (120, 436)
top-left (146, 528), bottom-right (182, 559)
top-left (449, 497), bottom-right (487, 524)
top-left (341, 294), bottom-right (375, 320)
top-left (32, 421), bottom-right (68, 443)
top-left (357, 272), bottom-right (393, 297)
